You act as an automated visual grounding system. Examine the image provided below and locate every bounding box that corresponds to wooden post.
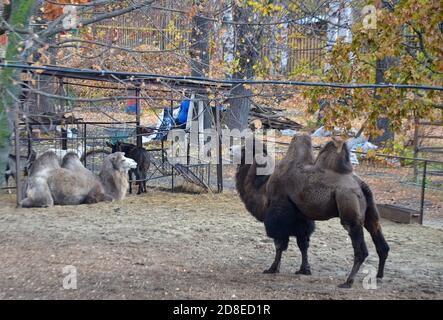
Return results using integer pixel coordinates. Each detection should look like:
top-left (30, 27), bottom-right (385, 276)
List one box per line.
top-left (198, 100), bottom-right (204, 161)
top-left (185, 93), bottom-right (195, 131)
top-left (83, 123), bottom-right (87, 166)
top-left (186, 94), bottom-right (195, 166)
top-left (413, 116), bottom-right (419, 182)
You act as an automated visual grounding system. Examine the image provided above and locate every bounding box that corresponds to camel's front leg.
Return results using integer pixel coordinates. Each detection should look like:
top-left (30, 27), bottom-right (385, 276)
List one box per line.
top-left (295, 235), bottom-right (311, 275)
top-left (263, 237), bottom-right (289, 274)
top-left (338, 224), bottom-right (368, 288)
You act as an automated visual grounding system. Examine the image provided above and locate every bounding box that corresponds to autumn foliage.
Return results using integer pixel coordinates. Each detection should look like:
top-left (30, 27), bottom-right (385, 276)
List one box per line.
top-left (43, 0), bottom-right (90, 20)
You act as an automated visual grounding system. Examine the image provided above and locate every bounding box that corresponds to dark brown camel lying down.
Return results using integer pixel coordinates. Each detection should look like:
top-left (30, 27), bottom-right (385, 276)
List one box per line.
top-left (20, 151), bottom-right (137, 207)
top-left (233, 135), bottom-right (389, 288)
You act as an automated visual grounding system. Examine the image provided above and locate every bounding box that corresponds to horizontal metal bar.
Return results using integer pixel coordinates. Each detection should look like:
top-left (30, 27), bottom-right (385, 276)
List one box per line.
top-left (417, 135), bottom-right (443, 139)
top-left (2, 63), bottom-right (443, 91)
top-left (418, 122), bottom-right (443, 126)
top-left (352, 150), bottom-right (443, 164)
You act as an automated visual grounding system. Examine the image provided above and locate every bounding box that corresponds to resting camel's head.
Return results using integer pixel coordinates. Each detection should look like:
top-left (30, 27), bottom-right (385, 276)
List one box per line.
top-left (107, 152), bottom-right (137, 172)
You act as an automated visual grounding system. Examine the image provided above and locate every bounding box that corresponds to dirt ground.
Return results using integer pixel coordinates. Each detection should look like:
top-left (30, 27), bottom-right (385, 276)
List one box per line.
top-left (0, 191), bottom-right (442, 300)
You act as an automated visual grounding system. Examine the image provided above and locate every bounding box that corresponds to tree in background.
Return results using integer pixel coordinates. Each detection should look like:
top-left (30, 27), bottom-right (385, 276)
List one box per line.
top-left (224, 0), bottom-right (284, 129)
top-left (0, 0), bottom-right (35, 185)
top-left (301, 0), bottom-right (442, 142)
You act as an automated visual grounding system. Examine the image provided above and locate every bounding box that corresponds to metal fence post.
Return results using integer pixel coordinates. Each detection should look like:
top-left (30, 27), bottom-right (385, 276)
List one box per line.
top-left (135, 86), bottom-right (142, 148)
top-left (420, 160), bottom-right (428, 225)
top-left (83, 123), bottom-right (87, 166)
top-left (14, 112), bottom-right (22, 206)
top-left (215, 105), bottom-right (223, 193)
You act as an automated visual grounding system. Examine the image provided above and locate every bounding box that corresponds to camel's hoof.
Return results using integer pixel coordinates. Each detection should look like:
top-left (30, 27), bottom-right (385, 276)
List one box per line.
top-left (338, 282), bottom-right (353, 289)
top-left (295, 268), bottom-right (311, 275)
top-left (263, 268), bottom-right (279, 274)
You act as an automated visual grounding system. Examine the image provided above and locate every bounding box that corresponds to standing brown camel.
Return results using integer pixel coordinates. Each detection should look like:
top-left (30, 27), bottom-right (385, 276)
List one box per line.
top-left (267, 135), bottom-right (389, 288)
top-left (233, 136), bottom-right (389, 288)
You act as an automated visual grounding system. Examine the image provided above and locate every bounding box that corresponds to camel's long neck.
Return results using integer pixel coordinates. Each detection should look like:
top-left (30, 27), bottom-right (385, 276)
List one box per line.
top-left (236, 162), bottom-right (269, 222)
top-left (99, 169), bottom-right (129, 200)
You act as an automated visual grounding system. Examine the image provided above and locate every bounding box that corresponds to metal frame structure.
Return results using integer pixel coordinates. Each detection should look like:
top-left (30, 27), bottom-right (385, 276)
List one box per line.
top-left (5, 64), bottom-right (231, 205)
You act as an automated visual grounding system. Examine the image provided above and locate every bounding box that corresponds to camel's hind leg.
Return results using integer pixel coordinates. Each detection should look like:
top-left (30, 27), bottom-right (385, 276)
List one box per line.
top-left (364, 210), bottom-right (389, 279)
top-left (263, 237), bottom-right (289, 274)
top-left (336, 193), bottom-right (368, 288)
top-left (358, 177), bottom-right (389, 279)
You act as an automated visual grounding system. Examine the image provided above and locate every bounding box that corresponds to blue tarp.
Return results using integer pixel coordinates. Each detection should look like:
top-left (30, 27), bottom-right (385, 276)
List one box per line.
top-left (176, 100), bottom-right (190, 125)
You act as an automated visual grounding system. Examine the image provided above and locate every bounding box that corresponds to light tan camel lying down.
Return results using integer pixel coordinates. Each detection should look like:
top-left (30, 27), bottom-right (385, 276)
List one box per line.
top-left (20, 151), bottom-right (137, 207)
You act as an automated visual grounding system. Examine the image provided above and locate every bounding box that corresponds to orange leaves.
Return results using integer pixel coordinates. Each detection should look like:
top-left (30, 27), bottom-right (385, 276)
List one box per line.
top-left (187, 5), bottom-right (197, 22)
top-left (43, 0), bottom-right (90, 21)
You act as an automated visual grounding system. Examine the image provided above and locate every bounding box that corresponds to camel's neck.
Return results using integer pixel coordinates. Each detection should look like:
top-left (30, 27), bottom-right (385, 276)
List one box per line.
top-left (235, 162), bottom-right (269, 222)
top-left (99, 169), bottom-right (129, 200)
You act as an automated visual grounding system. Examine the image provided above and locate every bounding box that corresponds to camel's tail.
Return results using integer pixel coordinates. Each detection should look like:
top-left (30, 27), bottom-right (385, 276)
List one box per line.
top-left (353, 175), bottom-right (380, 224)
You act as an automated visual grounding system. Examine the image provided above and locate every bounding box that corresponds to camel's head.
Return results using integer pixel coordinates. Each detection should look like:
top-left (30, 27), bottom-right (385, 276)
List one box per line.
top-left (108, 152), bottom-right (137, 172)
top-left (315, 138), bottom-right (353, 174)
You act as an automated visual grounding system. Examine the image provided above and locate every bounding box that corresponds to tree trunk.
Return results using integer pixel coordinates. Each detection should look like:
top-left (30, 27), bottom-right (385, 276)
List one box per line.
top-left (222, 0), bottom-right (235, 74)
top-left (280, 22), bottom-right (289, 74)
top-left (0, 0), bottom-right (35, 185)
top-left (224, 3), bottom-right (263, 130)
top-left (190, 15), bottom-right (210, 78)
top-left (371, 2), bottom-right (397, 145)
top-left (189, 3), bottom-right (212, 133)
top-left (371, 57), bottom-right (396, 145)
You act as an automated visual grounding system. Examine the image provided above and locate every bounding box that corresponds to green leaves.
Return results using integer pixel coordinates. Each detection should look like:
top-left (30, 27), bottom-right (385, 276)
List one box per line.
top-left (303, 0), bottom-right (442, 138)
